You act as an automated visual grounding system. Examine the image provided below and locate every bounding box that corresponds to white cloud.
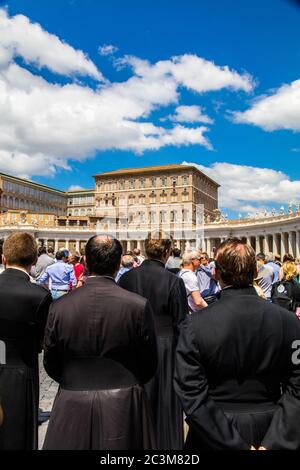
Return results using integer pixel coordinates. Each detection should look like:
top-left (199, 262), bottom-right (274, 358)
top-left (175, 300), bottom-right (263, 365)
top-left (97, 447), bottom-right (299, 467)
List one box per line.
top-left (167, 105), bottom-right (213, 124)
top-left (183, 161), bottom-right (300, 214)
top-left (0, 8), bottom-right (102, 80)
top-left (291, 148), bottom-right (300, 152)
top-left (126, 54), bottom-right (254, 93)
top-left (98, 44), bottom-right (118, 56)
top-left (67, 185), bottom-right (85, 191)
top-left (0, 8), bottom-right (255, 178)
top-left (233, 79), bottom-right (300, 131)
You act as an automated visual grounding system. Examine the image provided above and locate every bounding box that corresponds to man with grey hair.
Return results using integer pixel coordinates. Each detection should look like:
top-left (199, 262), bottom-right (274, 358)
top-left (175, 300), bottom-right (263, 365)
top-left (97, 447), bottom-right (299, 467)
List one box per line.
top-left (179, 250), bottom-right (208, 312)
top-left (115, 254), bottom-right (135, 283)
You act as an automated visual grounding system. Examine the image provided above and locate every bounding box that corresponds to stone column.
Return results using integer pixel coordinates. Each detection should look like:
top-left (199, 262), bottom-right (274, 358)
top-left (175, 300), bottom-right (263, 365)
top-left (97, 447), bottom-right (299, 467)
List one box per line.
top-left (206, 238), bottom-right (211, 257)
top-left (137, 240), bottom-right (141, 250)
top-left (296, 231), bottom-right (300, 259)
top-left (288, 232), bottom-right (294, 257)
top-left (255, 236), bottom-right (260, 254)
top-left (280, 233), bottom-right (285, 258)
top-left (44, 238), bottom-right (48, 248)
top-left (54, 238), bottom-right (59, 252)
top-left (262, 235), bottom-right (268, 254)
top-left (246, 236), bottom-right (251, 246)
top-left (126, 240), bottom-right (131, 252)
top-left (65, 239), bottom-right (70, 250)
top-left (272, 234), bottom-right (277, 254)
top-left (75, 240), bottom-right (80, 252)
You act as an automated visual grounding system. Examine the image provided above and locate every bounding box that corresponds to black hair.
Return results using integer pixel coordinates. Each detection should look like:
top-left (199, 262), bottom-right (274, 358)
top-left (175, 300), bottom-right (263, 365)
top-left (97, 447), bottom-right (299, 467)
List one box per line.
top-left (38, 246), bottom-right (47, 256)
top-left (85, 235), bottom-right (122, 276)
top-left (56, 250), bottom-right (67, 261)
top-left (172, 248), bottom-right (181, 258)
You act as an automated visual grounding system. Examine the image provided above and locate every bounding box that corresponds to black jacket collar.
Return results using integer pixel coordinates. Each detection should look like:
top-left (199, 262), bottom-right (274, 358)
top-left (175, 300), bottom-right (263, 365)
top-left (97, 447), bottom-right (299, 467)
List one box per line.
top-left (2, 268), bottom-right (30, 281)
top-left (220, 285), bottom-right (257, 298)
top-left (142, 259), bottom-right (165, 269)
top-left (85, 275), bottom-right (116, 285)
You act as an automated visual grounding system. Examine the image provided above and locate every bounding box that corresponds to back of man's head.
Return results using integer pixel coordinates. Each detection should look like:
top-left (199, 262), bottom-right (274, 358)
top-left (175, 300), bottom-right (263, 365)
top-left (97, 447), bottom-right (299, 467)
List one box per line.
top-left (145, 231), bottom-right (172, 261)
top-left (47, 246), bottom-right (54, 255)
top-left (256, 253), bottom-right (266, 264)
top-left (215, 238), bottom-right (256, 288)
top-left (172, 248), bottom-right (181, 258)
top-left (38, 246), bottom-right (47, 256)
top-left (3, 232), bottom-right (38, 269)
top-left (121, 254), bottom-right (134, 268)
top-left (85, 235), bottom-right (122, 276)
top-left (56, 249), bottom-right (68, 261)
top-left (133, 248), bottom-right (140, 256)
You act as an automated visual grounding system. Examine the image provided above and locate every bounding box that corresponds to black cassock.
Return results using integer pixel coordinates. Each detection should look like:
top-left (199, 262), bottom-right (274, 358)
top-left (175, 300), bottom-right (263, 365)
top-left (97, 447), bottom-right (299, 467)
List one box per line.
top-left (43, 276), bottom-right (158, 450)
top-left (174, 286), bottom-right (300, 450)
top-left (0, 268), bottom-right (52, 450)
top-left (119, 259), bottom-right (189, 450)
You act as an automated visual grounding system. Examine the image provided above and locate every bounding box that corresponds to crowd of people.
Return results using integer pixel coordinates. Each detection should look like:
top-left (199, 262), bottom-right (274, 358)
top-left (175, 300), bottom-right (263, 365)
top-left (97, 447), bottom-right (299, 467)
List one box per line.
top-left (1, 231), bottom-right (300, 450)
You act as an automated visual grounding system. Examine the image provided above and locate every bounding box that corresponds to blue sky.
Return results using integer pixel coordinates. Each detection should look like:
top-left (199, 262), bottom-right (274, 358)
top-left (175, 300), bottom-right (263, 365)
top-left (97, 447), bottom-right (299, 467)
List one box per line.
top-left (0, 0), bottom-right (300, 217)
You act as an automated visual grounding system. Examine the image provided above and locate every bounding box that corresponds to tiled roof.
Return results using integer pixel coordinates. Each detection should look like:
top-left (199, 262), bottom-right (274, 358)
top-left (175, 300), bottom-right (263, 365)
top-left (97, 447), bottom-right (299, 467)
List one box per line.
top-left (94, 164), bottom-right (220, 186)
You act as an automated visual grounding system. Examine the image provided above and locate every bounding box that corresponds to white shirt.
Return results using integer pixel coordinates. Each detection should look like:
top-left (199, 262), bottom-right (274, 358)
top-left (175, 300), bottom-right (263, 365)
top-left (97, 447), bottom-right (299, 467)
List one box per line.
top-left (179, 269), bottom-right (201, 313)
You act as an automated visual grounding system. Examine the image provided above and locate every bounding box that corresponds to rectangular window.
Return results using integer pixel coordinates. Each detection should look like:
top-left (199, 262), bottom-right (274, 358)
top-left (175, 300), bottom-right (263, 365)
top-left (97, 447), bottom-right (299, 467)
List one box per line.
top-left (161, 177), bottom-right (167, 187)
top-left (182, 175), bottom-right (188, 185)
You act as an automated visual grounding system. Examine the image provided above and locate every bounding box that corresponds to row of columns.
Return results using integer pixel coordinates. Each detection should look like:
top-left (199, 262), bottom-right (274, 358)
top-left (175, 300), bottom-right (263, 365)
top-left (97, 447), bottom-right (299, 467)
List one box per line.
top-left (37, 238), bottom-right (89, 253)
top-left (204, 231), bottom-right (300, 259)
top-left (2, 231), bottom-right (299, 260)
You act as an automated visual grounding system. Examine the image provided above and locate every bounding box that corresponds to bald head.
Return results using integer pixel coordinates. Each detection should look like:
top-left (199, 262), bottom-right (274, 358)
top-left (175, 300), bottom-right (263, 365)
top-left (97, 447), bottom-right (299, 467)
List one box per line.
top-left (85, 235), bottom-right (122, 276)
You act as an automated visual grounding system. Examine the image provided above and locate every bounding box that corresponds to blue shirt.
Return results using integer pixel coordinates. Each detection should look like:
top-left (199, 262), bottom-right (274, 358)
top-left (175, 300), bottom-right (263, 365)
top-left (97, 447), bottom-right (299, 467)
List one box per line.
top-left (37, 261), bottom-right (77, 290)
top-left (197, 262), bottom-right (220, 297)
top-left (115, 266), bottom-right (132, 283)
top-left (267, 262), bottom-right (280, 283)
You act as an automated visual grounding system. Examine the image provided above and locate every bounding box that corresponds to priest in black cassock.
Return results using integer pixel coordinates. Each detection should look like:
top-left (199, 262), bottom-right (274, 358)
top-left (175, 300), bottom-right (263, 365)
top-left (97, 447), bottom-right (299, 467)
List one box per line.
top-left (119, 232), bottom-right (189, 450)
top-left (43, 235), bottom-right (158, 450)
top-left (174, 238), bottom-right (300, 450)
top-left (0, 233), bottom-right (52, 450)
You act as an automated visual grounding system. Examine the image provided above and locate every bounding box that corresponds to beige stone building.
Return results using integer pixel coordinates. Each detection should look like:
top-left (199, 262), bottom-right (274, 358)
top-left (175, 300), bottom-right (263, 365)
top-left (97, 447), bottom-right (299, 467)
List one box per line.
top-left (93, 164), bottom-right (219, 215)
top-left (0, 164), bottom-right (219, 253)
top-left (0, 172), bottom-right (67, 216)
top-left (0, 165), bottom-right (300, 258)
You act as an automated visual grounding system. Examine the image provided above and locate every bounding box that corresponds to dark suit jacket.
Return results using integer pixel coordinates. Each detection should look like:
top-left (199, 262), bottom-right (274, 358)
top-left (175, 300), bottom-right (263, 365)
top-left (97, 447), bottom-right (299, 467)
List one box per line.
top-left (174, 286), bottom-right (300, 450)
top-left (0, 268), bottom-right (52, 450)
top-left (118, 259), bottom-right (189, 450)
top-left (119, 259), bottom-right (189, 337)
top-left (43, 275), bottom-right (158, 450)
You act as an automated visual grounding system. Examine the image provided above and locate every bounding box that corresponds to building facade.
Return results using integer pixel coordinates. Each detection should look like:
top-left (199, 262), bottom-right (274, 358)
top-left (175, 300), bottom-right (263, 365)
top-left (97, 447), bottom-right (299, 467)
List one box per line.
top-left (0, 165), bottom-right (299, 259)
top-left (0, 172), bottom-right (67, 216)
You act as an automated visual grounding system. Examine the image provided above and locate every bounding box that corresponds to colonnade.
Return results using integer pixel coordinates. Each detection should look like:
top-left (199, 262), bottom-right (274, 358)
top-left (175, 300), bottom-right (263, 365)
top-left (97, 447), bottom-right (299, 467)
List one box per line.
top-left (204, 230), bottom-right (300, 259)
